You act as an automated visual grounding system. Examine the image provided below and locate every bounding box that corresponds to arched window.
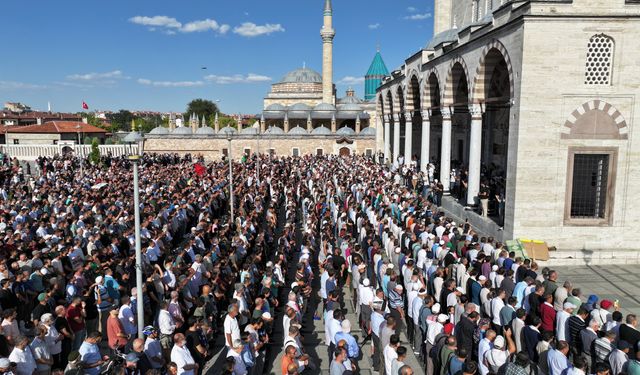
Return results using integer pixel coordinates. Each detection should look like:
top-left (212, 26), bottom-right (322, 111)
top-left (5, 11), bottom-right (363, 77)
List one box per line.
top-left (585, 34), bottom-right (614, 85)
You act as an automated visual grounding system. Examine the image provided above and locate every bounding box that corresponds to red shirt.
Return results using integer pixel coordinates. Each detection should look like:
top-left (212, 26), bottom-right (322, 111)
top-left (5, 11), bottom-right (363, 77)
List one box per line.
top-left (107, 315), bottom-right (128, 349)
top-left (66, 304), bottom-right (85, 332)
top-left (540, 302), bottom-right (556, 332)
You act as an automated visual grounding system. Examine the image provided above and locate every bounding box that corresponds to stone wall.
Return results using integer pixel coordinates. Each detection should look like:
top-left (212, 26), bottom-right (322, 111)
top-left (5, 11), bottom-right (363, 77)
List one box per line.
top-left (144, 136), bottom-right (377, 160)
top-left (513, 11), bottom-right (640, 251)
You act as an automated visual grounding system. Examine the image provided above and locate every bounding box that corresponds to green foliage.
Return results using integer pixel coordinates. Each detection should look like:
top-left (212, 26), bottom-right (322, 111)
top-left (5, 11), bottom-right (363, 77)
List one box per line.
top-left (218, 116), bottom-right (237, 129)
top-left (89, 138), bottom-right (100, 165)
top-left (184, 99), bottom-right (219, 120)
top-left (106, 110), bottom-right (134, 132)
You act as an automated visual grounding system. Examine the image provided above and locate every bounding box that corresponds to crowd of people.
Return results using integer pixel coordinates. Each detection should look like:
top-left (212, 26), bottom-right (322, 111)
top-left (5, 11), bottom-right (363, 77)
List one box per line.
top-left (0, 149), bottom-right (637, 375)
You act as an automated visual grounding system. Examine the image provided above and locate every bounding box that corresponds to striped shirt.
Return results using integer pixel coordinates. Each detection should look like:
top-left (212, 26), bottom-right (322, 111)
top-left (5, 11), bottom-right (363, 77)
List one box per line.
top-left (593, 337), bottom-right (613, 362)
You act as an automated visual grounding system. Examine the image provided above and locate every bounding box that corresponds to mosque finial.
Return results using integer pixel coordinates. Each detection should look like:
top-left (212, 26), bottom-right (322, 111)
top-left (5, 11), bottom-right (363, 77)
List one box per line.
top-left (376, 43), bottom-right (380, 52)
top-left (324, 0), bottom-right (332, 14)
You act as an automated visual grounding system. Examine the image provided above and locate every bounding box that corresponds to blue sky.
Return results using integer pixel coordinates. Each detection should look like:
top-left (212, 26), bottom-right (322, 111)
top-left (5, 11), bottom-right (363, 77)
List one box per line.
top-left (1, 0), bottom-right (435, 114)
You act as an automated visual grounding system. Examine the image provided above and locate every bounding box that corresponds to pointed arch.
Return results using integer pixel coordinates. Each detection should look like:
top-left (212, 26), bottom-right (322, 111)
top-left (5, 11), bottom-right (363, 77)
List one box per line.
top-left (471, 39), bottom-right (515, 104)
top-left (443, 56), bottom-right (471, 108)
top-left (405, 70), bottom-right (421, 113)
top-left (561, 100), bottom-right (628, 140)
top-left (394, 85), bottom-right (405, 115)
top-left (423, 68), bottom-right (442, 111)
top-left (385, 90), bottom-right (394, 116)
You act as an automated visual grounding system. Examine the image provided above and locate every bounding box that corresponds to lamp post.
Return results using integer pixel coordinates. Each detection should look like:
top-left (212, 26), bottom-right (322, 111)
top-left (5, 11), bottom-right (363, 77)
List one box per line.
top-left (76, 124), bottom-right (83, 177)
top-left (227, 135), bottom-right (234, 226)
top-left (123, 130), bottom-right (145, 339)
top-left (256, 132), bottom-right (260, 183)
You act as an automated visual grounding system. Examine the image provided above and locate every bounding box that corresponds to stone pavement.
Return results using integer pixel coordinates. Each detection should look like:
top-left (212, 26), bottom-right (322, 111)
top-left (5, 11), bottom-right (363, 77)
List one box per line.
top-left (554, 265), bottom-right (640, 316)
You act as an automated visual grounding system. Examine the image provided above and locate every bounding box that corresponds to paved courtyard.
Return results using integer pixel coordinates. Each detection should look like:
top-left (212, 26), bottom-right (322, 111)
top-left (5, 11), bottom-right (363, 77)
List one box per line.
top-left (555, 265), bottom-right (640, 316)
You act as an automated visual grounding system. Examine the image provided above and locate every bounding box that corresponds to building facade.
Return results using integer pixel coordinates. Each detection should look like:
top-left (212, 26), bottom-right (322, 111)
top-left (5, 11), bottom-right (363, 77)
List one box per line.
top-left (377, 0), bottom-right (640, 251)
top-left (145, 0), bottom-right (385, 159)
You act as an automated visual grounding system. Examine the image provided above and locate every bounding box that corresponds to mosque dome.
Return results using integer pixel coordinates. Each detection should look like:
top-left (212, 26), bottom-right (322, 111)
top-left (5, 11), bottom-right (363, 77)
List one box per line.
top-left (219, 126), bottom-right (237, 136)
top-left (280, 68), bottom-right (323, 84)
top-left (265, 104), bottom-right (286, 112)
top-left (288, 126), bottom-right (308, 135)
top-left (196, 126), bottom-right (215, 135)
top-left (241, 127), bottom-right (258, 135)
top-left (173, 127), bottom-right (192, 135)
top-left (313, 103), bottom-right (336, 112)
top-left (312, 126), bottom-right (332, 135)
top-left (265, 126), bottom-right (285, 134)
top-left (360, 126), bottom-right (377, 135)
top-left (148, 126), bottom-right (169, 135)
top-left (336, 127), bottom-right (356, 135)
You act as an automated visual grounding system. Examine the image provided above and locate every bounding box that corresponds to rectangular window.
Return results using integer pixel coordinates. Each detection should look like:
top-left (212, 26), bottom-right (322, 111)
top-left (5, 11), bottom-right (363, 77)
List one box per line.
top-left (13, 139), bottom-right (19, 145)
top-left (268, 148), bottom-right (275, 156)
top-left (565, 148), bottom-right (616, 225)
top-left (292, 148), bottom-right (300, 157)
top-left (243, 148), bottom-right (251, 156)
top-left (365, 149), bottom-right (373, 157)
top-left (316, 148), bottom-right (324, 156)
top-left (222, 148), bottom-right (228, 157)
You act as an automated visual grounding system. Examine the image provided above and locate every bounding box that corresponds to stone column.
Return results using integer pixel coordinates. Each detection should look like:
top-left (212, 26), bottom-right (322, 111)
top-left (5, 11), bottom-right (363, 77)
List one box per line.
top-left (355, 114), bottom-right (361, 133)
top-left (384, 116), bottom-right (391, 162)
top-left (467, 104), bottom-right (484, 206)
top-left (306, 114), bottom-right (313, 132)
top-left (331, 114), bottom-right (337, 133)
top-left (392, 114), bottom-right (400, 165)
top-left (404, 111), bottom-right (413, 164)
top-left (420, 110), bottom-right (431, 172)
top-left (440, 108), bottom-right (452, 194)
top-left (260, 116), bottom-right (266, 134)
top-left (284, 114), bottom-right (290, 133)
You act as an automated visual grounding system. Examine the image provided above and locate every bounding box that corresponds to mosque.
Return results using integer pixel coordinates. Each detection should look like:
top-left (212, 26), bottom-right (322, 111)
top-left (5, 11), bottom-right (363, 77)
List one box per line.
top-left (145, 0), bottom-right (389, 158)
top-left (376, 0), bottom-right (640, 254)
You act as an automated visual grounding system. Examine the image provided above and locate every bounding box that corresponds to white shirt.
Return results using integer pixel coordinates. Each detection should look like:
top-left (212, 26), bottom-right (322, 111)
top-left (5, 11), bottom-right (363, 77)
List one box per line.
top-left (556, 310), bottom-right (571, 342)
top-left (9, 346), bottom-right (37, 375)
top-left (478, 338), bottom-right (493, 375)
top-left (384, 345), bottom-right (398, 375)
top-left (426, 321), bottom-right (444, 345)
top-left (171, 344), bottom-right (195, 375)
top-left (485, 348), bottom-right (509, 373)
top-left (412, 297), bottom-right (424, 326)
top-left (491, 297), bottom-right (505, 325)
top-left (158, 309), bottom-right (176, 335)
top-left (223, 315), bottom-right (240, 347)
top-left (119, 304), bottom-right (137, 336)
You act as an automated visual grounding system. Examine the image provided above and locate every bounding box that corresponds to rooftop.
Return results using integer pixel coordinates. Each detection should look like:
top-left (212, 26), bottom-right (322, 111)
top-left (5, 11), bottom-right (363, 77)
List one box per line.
top-left (5, 121), bottom-right (108, 134)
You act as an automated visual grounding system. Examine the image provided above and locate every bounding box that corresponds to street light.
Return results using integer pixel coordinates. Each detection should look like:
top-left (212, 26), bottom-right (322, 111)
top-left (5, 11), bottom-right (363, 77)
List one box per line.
top-left (227, 135), bottom-right (234, 227)
top-left (76, 124), bottom-right (83, 177)
top-left (123, 129), bottom-right (145, 340)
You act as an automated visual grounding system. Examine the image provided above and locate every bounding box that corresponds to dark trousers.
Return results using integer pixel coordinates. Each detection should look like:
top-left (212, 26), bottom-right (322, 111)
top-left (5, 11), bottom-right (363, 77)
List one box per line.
top-left (372, 334), bottom-right (381, 371)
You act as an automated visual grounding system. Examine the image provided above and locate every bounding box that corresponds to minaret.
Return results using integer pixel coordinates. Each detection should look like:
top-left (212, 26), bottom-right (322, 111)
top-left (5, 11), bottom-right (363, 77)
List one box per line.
top-left (321, 0), bottom-right (335, 104)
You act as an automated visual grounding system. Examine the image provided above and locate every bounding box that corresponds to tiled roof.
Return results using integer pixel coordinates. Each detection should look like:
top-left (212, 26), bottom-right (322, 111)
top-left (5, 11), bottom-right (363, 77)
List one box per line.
top-left (5, 121), bottom-right (108, 134)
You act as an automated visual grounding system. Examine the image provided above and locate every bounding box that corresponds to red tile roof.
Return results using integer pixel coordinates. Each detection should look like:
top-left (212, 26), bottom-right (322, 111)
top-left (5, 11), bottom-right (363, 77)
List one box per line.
top-left (5, 121), bottom-right (108, 134)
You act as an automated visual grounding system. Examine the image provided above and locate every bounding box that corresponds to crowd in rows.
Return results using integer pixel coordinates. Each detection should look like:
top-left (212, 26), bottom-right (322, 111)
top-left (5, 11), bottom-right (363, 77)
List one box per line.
top-left (0, 149), bottom-right (638, 375)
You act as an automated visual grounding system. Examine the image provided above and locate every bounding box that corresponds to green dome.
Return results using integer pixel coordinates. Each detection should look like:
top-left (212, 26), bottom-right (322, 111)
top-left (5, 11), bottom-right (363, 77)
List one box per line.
top-left (365, 51), bottom-right (390, 101)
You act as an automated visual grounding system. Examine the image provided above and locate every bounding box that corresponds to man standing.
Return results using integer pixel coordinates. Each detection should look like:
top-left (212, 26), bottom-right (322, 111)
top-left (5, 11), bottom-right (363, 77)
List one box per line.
top-left (547, 341), bottom-right (570, 375)
top-left (9, 335), bottom-right (37, 375)
top-left (171, 333), bottom-right (198, 375)
top-left (78, 332), bottom-right (106, 375)
top-left (66, 296), bottom-right (86, 351)
top-left (158, 300), bottom-right (176, 360)
top-left (226, 339), bottom-right (247, 375)
top-left (224, 304), bottom-right (241, 349)
top-left (107, 308), bottom-right (129, 352)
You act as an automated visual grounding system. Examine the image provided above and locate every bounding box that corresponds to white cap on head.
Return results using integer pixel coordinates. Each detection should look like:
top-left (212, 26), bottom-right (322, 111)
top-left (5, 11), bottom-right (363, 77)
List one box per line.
top-left (341, 319), bottom-right (351, 333)
top-left (494, 336), bottom-right (505, 349)
top-left (492, 265), bottom-right (499, 271)
top-left (439, 240), bottom-right (445, 245)
top-left (564, 302), bottom-right (577, 310)
top-left (437, 314), bottom-right (449, 323)
top-left (363, 279), bottom-right (370, 287)
top-left (95, 276), bottom-right (103, 284)
top-left (478, 275), bottom-right (487, 281)
top-left (431, 303), bottom-right (441, 314)
top-left (456, 287), bottom-right (465, 293)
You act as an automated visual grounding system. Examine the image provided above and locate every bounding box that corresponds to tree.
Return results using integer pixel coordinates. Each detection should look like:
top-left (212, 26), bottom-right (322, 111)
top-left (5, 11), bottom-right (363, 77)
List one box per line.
top-left (106, 110), bottom-right (134, 132)
top-left (89, 138), bottom-right (100, 165)
top-left (218, 116), bottom-right (237, 129)
top-left (185, 99), bottom-right (219, 120)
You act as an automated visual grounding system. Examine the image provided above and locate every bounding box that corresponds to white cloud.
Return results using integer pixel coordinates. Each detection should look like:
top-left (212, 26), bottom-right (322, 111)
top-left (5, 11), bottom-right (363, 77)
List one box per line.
top-left (67, 70), bottom-right (128, 81)
top-left (0, 81), bottom-right (46, 90)
top-left (181, 19), bottom-right (230, 34)
top-left (129, 15), bottom-right (229, 35)
top-left (337, 76), bottom-right (365, 85)
top-left (137, 78), bottom-right (204, 87)
top-left (204, 73), bottom-right (272, 84)
top-left (404, 13), bottom-right (432, 20)
top-left (368, 23), bottom-right (380, 30)
top-left (233, 22), bottom-right (285, 37)
top-left (407, 6), bottom-right (417, 12)
top-left (129, 16), bottom-right (182, 29)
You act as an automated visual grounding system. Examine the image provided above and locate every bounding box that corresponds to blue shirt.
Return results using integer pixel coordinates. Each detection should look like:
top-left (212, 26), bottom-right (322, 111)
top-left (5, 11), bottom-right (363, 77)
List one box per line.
top-left (79, 341), bottom-right (102, 375)
top-left (547, 348), bottom-right (571, 375)
top-left (334, 331), bottom-right (360, 358)
top-left (371, 311), bottom-right (385, 337)
top-left (513, 281), bottom-right (527, 308)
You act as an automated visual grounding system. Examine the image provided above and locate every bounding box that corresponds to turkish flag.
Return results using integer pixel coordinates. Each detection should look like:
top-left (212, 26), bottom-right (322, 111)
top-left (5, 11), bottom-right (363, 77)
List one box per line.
top-left (82, 101), bottom-right (89, 110)
top-left (194, 163), bottom-right (206, 176)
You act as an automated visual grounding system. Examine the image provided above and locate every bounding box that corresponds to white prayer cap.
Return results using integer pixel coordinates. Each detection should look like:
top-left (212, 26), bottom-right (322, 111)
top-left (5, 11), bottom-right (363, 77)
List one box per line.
top-left (437, 314), bottom-right (449, 323)
top-left (431, 303), bottom-right (441, 314)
